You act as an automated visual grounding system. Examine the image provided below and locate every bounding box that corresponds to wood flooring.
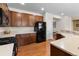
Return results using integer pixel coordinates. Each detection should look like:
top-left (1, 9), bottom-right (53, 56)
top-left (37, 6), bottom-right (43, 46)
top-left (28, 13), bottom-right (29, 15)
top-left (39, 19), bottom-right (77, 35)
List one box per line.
top-left (17, 41), bottom-right (50, 56)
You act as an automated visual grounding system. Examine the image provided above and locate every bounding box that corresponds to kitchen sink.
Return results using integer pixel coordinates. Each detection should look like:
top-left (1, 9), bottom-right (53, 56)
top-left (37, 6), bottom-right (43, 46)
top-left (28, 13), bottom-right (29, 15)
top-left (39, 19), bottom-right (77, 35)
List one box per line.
top-left (53, 32), bottom-right (64, 40)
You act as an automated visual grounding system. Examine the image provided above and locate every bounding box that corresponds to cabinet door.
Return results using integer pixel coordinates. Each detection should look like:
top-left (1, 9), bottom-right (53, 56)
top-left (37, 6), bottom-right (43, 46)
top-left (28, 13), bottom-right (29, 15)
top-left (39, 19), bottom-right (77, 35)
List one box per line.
top-left (35, 16), bottom-right (43, 22)
top-left (16, 34), bottom-right (31, 47)
top-left (17, 34), bottom-right (27, 47)
top-left (29, 14), bottom-right (35, 27)
top-left (16, 35), bottom-right (22, 47)
top-left (21, 34), bottom-right (30, 45)
top-left (16, 34), bottom-right (36, 47)
top-left (11, 11), bottom-right (22, 27)
top-left (21, 13), bottom-right (29, 27)
top-left (30, 33), bottom-right (36, 43)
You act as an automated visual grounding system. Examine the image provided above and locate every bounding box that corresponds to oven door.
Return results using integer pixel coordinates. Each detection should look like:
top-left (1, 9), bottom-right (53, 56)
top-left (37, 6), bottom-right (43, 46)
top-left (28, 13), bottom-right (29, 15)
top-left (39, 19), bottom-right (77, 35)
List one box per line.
top-left (0, 43), bottom-right (14, 56)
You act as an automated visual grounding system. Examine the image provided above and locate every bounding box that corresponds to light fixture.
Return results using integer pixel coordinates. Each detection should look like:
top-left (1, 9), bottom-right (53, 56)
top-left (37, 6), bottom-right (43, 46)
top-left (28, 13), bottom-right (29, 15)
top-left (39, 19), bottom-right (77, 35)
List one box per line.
top-left (20, 3), bottom-right (25, 5)
top-left (41, 8), bottom-right (44, 11)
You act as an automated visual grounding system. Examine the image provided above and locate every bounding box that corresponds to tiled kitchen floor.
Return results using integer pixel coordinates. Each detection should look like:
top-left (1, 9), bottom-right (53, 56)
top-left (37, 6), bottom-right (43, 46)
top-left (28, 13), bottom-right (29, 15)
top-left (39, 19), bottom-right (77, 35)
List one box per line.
top-left (17, 41), bottom-right (50, 56)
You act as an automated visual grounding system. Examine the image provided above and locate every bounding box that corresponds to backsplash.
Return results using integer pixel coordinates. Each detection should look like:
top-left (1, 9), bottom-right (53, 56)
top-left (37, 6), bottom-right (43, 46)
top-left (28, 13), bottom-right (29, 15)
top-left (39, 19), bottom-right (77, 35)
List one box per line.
top-left (0, 27), bottom-right (35, 34)
top-left (60, 30), bottom-right (79, 35)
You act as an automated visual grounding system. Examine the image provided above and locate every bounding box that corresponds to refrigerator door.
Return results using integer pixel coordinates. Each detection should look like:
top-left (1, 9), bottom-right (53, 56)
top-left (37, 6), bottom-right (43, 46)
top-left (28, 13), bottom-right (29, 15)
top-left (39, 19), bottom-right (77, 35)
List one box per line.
top-left (38, 23), bottom-right (42, 30)
top-left (34, 21), bottom-right (46, 43)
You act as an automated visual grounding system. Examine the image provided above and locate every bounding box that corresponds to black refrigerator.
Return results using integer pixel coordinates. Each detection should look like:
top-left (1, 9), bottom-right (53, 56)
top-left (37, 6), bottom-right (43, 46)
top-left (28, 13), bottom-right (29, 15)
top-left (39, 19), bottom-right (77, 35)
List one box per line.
top-left (34, 21), bottom-right (46, 43)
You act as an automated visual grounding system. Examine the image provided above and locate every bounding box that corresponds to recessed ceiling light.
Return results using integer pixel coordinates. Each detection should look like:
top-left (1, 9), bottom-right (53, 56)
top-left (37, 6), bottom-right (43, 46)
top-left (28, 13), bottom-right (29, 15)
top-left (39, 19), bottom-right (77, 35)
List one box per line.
top-left (61, 13), bottom-right (64, 16)
top-left (20, 3), bottom-right (25, 5)
top-left (41, 8), bottom-right (44, 11)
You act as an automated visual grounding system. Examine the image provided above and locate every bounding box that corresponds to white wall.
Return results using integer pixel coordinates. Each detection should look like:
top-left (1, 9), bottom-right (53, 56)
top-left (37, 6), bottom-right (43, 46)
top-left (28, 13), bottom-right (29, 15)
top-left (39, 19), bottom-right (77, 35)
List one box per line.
top-left (56, 16), bottom-right (73, 31)
top-left (44, 12), bottom-right (62, 39)
top-left (53, 18), bottom-right (61, 32)
top-left (44, 12), bottom-right (53, 39)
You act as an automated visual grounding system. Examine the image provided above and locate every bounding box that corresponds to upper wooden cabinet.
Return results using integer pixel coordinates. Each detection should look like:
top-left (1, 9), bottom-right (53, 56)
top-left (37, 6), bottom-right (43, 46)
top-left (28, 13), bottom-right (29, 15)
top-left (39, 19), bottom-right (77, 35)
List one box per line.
top-left (21, 13), bottom-right (29, 27)
top-left (11, 11), bottom-right (22, 27)
top-left (10, 11), bottom-right (43, 27)
top-left (29, 14), bottom-right (35, 27)
top-left (0, 3), bottom-right (43, 27)
top-left (35, 16), bottom-right (43, 22)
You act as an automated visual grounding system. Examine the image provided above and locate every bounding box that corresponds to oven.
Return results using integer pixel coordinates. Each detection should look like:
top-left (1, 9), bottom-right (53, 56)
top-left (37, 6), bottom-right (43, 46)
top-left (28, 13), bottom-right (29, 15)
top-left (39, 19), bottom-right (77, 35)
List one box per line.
top-left (0, 37), bottom-right (17, 56)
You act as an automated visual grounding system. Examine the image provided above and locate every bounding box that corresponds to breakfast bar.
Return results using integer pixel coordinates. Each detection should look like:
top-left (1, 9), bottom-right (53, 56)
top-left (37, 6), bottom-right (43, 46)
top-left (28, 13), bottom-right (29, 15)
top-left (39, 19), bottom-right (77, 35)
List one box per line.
top-left (50, 31), bottom-right (79, 56)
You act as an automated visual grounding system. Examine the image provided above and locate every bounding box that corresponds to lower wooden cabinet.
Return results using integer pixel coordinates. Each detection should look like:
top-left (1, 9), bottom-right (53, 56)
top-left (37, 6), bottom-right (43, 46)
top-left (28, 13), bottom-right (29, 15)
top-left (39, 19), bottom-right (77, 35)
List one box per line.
top-left (30, 33), bottom-right (36, 43)
top-left (50, 44), bottom-right (71, 56)
top-left (16, 33), bottom-right (36, 47)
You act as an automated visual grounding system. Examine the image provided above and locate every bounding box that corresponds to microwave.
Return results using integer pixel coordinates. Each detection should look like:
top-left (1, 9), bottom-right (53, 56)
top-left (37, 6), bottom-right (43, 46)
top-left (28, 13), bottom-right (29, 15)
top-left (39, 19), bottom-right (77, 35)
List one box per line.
top-left (0, 8), bottom-right (9, 27)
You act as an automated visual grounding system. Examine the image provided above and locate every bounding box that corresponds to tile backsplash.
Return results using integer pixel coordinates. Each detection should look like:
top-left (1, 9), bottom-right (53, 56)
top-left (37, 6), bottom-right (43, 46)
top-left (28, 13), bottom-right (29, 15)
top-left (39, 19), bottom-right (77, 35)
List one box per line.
top-left (0, 27), bottom-right (35, 34)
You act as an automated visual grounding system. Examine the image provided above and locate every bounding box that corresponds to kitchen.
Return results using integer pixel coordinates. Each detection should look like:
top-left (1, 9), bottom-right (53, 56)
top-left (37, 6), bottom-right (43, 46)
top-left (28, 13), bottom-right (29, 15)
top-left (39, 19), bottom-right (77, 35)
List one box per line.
top-left (1, 3), bottom-right (79, 56)
top-left (0, 3), bottom-right (46, 56)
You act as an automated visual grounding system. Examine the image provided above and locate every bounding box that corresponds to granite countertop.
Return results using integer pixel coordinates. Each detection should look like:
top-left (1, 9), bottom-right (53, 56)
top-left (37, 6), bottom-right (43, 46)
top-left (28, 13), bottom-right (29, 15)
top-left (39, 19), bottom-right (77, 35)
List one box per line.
top-left (0, 33), bottom-right (16, 38)
top-left (0, 27), bottom-right (36, 38)
top-left (50, 31), bottom-right (79, 56)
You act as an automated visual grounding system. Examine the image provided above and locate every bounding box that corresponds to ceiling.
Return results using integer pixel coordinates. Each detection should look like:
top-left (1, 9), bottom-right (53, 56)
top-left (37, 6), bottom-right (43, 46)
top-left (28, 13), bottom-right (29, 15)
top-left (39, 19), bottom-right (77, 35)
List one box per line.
top-left (7, 3), bottom-right (79, 16)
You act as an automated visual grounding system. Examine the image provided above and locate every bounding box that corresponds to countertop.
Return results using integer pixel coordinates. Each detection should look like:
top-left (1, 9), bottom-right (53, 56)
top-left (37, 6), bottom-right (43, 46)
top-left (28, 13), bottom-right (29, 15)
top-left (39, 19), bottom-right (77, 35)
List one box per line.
top-left (50, 31), bottom-right (79, 56)
top-left (0, 27), bottom-right (36, 38)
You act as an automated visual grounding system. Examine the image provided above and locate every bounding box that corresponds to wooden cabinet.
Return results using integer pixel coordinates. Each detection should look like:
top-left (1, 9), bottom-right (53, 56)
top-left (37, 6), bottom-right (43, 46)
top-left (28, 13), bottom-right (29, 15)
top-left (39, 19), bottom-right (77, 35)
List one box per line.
top-left (11, 11), bottom-right (30, 27)
top-left (10, 11), bottom-right (43, 27)
top-left (0, 4), bottom-right (43, 27)
top-left (29, 15), bottom-right (43, 26)
top-left (29, 33), bottom-right (36, 43)
top-left (35, 16), bottom-right (43, 22)
top-left (50, 44), bottom-right (71, 56)
top-left (11, 11), bottom-right (22, 27)
top-left (16, 34), bottom-right (30, 47)
top-left (16, 33), bottom-right (36, 47)
top-left (21, 13), bottom-right (29, 27)
top-left (29, 14), bottom-right (35, 26)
